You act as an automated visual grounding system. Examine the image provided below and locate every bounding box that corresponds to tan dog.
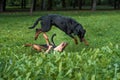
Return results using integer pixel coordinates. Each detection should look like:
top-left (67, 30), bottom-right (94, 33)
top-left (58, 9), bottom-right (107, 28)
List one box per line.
top-left (24, 42), bottom-right (68, 53)
top-left (24, 34), bottom-right (68, 53)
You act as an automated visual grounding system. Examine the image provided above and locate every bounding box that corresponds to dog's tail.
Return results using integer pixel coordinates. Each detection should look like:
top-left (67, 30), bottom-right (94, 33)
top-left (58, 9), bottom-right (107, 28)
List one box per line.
top-left (28, 17), bottom-right (42, 29)
top-left (51, 33), bottom-right (56, 47)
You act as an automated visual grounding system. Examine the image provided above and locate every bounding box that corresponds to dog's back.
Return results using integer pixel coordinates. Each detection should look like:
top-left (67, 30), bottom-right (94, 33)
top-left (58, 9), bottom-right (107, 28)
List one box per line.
top-left (29, 14), bottom-right (81, 34)
top-left (48, 14), bottom-right (82, 35)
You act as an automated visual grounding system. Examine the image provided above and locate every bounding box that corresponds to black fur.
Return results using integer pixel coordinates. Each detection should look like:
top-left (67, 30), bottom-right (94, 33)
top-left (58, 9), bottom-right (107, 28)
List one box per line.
top-left (29, 14), bottom-right (86, 42)
top-left (39, 33), bottom-right (56, 48)
top-left (51, 33), bottom-right (56, 47)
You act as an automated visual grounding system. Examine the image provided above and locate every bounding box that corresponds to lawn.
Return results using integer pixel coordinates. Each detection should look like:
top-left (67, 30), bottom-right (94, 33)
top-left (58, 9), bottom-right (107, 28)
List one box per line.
top-left (0, 11), bottom-right (120, 80)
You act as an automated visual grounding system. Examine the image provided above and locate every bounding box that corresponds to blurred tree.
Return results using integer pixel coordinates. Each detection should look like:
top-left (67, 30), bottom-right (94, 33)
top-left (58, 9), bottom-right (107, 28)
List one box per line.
top-left (30, 0), bottom-right (36, 15)
top-left (72, 0), bottom-right (77, 8)
top-left (47, 0), bottom-right (53, 10)
top-left (114, 0), bottom-right (120, 9)
top-left (41, 0), bottom-right (46, 10)
top-left (0, 0), bottom-right (6, 12)
top-left (91, 0), bottom-right (97, 11)
top-left (78, 0), bottom-right (83, 10)
top-left (62, 0), bottom-right (66, 8)
top-left (0, 0), bottom-right (120, 12)
top-left (21, 0), bottom-right (26, 8)
top-left (98, 0), bottom-right (101, 5)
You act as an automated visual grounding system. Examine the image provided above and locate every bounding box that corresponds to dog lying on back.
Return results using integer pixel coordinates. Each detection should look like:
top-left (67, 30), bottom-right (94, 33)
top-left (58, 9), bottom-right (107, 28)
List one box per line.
top-left (24, 34), bottom-right (68, 53)
top-left (29, 14), bottom-right (88, 45)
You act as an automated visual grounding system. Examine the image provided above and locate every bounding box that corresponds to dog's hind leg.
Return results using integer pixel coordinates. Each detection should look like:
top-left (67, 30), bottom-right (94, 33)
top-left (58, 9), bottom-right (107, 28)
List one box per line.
top-left (43, 32), bottom-right (50, 46)
top-left (35, 28), bottom-right (42, 40)
top-left (35, 28), bottom-right (50, 46)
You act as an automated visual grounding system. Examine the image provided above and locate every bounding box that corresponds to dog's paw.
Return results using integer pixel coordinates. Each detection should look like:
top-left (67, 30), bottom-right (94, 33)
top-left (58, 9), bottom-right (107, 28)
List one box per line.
top-left (85, 42), bottom-right (89, 46)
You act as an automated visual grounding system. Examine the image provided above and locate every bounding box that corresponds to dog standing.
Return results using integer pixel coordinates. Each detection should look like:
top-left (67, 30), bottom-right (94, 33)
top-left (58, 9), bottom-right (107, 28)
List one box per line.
top-left (29, 14), bottom-right (88, 45)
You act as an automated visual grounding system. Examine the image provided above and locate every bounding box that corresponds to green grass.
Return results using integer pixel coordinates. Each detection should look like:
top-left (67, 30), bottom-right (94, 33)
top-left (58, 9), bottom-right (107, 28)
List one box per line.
top-left (0, 11), bottom-right (120, 80)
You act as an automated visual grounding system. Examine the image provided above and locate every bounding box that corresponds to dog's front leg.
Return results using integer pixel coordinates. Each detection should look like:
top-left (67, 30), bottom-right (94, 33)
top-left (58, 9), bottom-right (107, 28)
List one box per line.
top-left (69, 35), bottom-right (78, 45)
top-left (82, 38), bottom-right (89, 46)
top-left (73, 37), bottom-right (78, 45)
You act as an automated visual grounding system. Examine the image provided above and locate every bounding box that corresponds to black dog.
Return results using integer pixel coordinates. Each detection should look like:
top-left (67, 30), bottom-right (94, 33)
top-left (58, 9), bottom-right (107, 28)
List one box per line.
top-left (29, 14), bottom-right (88, 45)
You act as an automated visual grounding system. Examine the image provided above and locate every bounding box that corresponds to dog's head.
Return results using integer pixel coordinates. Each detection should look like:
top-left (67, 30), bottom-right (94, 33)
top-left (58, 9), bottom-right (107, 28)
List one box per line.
top-left (73, 25), bottom-right (86, 42)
